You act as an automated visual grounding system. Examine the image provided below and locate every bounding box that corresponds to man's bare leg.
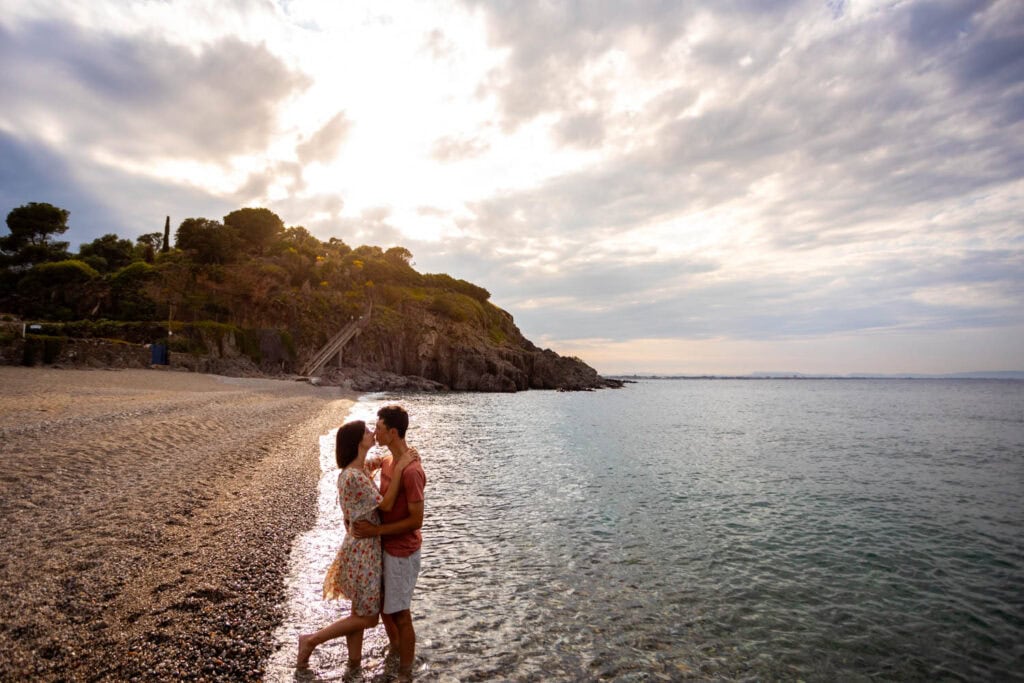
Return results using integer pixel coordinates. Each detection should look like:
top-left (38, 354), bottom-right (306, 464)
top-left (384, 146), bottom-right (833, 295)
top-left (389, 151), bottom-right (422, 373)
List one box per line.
top-left (390, 609), bottom-right (415, 678)
top-left (382, 611), bottom-right (400, 656)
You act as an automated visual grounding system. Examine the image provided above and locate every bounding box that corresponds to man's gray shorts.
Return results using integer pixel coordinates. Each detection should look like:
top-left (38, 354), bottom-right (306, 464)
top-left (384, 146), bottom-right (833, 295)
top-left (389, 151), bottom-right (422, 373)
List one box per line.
top-left (382, 549), bottom-right (421, 615)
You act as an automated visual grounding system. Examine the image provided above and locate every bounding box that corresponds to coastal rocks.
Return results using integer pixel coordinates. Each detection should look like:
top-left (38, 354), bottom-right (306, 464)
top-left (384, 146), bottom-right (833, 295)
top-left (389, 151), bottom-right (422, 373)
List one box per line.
top-left (334, 303), bottom-right (617, 392)
top-left (527, 347), bottom-right (606, 390)
top-left (319, 366), bottom-right (446, 392)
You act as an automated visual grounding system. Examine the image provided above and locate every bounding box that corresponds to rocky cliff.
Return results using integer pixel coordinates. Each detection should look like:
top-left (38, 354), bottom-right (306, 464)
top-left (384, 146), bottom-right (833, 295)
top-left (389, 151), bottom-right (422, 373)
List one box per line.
top-left (311, 298), bottom-right (617, 392)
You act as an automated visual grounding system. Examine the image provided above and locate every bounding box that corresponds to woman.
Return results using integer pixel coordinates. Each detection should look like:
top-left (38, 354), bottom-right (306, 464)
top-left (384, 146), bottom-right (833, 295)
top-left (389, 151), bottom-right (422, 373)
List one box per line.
top-left (296, 419), bottom-right (413, 670)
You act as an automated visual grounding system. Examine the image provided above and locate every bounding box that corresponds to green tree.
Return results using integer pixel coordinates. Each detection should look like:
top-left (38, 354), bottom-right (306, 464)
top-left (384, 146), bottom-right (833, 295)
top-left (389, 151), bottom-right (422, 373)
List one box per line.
top-left (370, 246), bottom-right (420, 286)
top-left (16, 259), bottom-right (100, 319)
top-left (384, 246), bottom-right (413, 265)
top-left (326, 237), bottom-right (351, 258)
top-left (278, 226), bottom-right (324, 259)
top-left (175, 218), bottom-right (239, 264)
top-left (1, 202), bottom-right (71, 268)
top-left (423, 272), bottom-right (490, 301)
top-left (109, 261), bottom-right (158, 320)
top-left (352, 245), bottom-right (384, 260)
top-left (135, 232), bottom-right (164, 263)
top-left (145, 251), bottom-right (193, 325)
top-left (78, 233), bottom-right (136, 272)
top-left (223, 207), bottom-right (284, 255)
top-left (276, 249), bottom-right (315, 287)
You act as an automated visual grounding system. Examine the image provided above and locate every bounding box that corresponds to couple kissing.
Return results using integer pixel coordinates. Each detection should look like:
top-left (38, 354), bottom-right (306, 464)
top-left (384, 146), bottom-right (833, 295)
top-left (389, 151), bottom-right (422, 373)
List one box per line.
top-left (298, 404), bottom-right (426, 682)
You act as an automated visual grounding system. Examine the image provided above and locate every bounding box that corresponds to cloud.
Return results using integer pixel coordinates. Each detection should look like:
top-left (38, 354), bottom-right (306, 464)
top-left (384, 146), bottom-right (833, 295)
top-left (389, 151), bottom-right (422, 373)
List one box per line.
top-left (0, 19), bottom-right (310, 162)
top-left (422, 28), bottom-right (457, 61)
top-left (0, 131), bottom-right (125, 240)
top-left (264, 192), bottom-right (345, 233)
top-left (296, 111), bottom-right (352, 165)
top-left (933, 1), bottom-right (1024, 101)
top-left (454, 0), bottom-right (1023, 266)
top-left (318, 206), bottom-right (405, 247)
top-left (235, 161), bottom-right (306, 202)
top-left (552, 112), bottom-right (606, 149)
top-left (237, 112), bottom-right (351, 204)
top-left (416, 206), bottom-right (449, 218)
top-left (466, 1), bottom-right (692, 129)
top-left (430, 134), bottom-right (490, 162)
top-left (0, 130), bottom-right (233, 243)
top-left (496, 244), bottom-right (1024, 344)
top-left (0, 14), bottom-right (311, 240)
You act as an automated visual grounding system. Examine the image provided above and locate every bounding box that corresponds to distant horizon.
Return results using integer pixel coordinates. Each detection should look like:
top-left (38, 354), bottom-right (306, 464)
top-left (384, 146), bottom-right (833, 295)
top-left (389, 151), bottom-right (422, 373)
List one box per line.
top-left (603, 370), bottom-right (1024, 379)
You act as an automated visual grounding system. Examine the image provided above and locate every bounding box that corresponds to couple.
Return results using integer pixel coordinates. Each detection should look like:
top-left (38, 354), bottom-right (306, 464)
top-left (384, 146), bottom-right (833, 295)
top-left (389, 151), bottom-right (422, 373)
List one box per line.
top-left (297, 405), bottom-right (426, 680)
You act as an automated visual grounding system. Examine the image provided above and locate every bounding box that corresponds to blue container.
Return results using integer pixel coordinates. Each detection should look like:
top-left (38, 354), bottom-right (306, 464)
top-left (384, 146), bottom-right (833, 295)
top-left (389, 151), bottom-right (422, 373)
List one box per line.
top-left (151, 343), bottom-right (169, 365)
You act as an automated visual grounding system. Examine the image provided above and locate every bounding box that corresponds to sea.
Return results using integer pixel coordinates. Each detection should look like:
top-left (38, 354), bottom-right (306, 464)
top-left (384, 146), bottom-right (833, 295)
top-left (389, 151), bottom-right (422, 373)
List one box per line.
top-left (265, 379), bottom-right (1024, 681)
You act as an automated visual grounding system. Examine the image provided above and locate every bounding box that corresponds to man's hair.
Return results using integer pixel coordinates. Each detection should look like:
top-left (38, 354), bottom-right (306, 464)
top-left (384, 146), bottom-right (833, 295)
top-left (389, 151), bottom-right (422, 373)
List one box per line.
top-left (377, 404), bottom-right (409, 438)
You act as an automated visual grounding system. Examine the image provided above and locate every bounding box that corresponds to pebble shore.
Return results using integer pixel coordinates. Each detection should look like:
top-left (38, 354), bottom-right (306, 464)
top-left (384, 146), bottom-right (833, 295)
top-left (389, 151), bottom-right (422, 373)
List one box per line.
top-left (0, 367), bottom-right (355, 681)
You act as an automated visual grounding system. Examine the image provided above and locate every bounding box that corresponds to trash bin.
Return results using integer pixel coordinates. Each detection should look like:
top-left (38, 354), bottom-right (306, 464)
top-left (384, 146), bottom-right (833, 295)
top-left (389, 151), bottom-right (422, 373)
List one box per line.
top-left (151, 343), bottom-right (169, 365)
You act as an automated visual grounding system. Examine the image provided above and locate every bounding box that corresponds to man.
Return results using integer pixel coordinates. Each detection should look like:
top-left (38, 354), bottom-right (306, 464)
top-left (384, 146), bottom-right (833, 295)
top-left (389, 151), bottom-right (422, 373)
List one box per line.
top-left (353, 404), bottom-right (425, 681)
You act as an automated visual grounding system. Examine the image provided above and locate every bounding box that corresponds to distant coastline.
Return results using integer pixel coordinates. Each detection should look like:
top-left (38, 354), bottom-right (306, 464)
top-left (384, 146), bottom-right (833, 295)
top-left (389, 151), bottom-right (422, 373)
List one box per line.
top-left (610, 371), bottom-right (1024, 381)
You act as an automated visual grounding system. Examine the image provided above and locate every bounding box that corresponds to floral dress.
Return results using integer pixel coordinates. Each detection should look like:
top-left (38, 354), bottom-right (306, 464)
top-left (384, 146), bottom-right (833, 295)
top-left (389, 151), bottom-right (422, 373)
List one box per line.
top-left (322, 467), bottom-right (383, 616)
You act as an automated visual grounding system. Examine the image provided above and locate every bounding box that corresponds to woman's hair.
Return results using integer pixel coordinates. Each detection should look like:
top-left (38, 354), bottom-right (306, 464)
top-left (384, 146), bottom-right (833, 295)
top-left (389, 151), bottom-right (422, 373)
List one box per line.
top-left (335, 420), bottom-right (365, 469)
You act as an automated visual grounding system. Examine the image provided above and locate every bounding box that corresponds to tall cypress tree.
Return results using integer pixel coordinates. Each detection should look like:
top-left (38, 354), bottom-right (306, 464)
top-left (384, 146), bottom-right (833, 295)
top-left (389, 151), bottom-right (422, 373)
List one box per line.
top-left (162, 216), bottom-right (170, 253)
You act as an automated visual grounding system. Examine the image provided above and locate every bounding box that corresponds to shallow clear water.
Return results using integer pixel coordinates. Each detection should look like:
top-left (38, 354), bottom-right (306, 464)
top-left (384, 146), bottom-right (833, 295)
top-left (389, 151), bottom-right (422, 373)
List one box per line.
top-left (268, 379), bottom-right (1024, 681)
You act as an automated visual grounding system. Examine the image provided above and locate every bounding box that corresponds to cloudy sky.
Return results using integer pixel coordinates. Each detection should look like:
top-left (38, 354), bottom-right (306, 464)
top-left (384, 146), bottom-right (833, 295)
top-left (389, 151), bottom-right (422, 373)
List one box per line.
top-left (2, 0), bottom-right (1022, 375)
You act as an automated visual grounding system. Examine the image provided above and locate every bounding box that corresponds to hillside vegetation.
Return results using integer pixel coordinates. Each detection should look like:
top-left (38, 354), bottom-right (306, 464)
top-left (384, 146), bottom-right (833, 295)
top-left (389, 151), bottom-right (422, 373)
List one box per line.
top-left (0, 202), bottom-right (611, 391)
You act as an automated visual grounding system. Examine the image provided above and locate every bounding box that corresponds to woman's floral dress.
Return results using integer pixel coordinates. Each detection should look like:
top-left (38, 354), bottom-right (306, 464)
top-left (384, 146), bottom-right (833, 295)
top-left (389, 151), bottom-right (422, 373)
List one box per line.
top-left (322, 467), bottom-right (383, 616)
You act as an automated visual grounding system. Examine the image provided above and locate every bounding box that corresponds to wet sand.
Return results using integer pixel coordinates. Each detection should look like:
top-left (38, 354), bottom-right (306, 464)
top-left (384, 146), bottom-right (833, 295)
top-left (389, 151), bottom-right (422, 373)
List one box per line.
top-left (0, 367), bottom-right (356, 681)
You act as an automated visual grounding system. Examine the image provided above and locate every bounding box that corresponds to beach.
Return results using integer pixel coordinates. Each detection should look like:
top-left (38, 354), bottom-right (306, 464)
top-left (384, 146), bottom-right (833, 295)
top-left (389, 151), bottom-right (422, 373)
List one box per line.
top-left (0, 366), bottom-right (355, 681)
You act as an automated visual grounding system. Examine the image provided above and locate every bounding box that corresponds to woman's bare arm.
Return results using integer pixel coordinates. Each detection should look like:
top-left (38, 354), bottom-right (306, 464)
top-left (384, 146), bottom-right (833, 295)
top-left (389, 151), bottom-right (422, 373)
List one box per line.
top-left (363, 453), bottom-right (384, 477)
top-left (377, 454), bottom-right (413, 512)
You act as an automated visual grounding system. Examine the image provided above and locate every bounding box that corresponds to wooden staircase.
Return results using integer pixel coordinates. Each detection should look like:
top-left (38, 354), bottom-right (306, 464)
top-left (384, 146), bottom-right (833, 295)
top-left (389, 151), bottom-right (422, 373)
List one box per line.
top-left (300, 303), bottom-right (373, 376)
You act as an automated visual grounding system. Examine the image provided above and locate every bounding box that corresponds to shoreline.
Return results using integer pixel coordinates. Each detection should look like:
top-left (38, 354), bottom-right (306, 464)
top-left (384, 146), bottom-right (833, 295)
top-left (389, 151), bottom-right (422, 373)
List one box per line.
top-left (0, 366), bottom-right (357, 681)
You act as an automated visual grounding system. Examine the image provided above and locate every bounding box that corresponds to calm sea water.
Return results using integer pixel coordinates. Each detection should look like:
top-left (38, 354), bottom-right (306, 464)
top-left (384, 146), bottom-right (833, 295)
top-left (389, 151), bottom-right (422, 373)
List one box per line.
top-left (267, 379), bottom-right (1024, 682)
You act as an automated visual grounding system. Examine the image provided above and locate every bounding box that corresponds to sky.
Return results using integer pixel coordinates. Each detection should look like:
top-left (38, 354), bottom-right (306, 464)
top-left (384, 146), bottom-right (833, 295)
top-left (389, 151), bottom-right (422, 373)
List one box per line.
top-left (1, 0), bottom-right (1022, 375)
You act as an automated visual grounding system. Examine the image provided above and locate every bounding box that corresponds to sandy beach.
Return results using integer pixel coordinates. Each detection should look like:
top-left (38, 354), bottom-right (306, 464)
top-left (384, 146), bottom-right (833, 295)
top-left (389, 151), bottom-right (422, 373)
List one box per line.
top-left (0, 366), bottom-right (356, 681)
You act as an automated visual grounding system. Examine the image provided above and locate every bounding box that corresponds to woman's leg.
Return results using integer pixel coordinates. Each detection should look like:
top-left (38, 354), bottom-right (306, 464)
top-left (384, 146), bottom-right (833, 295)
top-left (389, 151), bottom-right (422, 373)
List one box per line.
top-left (345, 629), bottom-right (364, 667)
top-left (297, 613), bottom-right (378, 667)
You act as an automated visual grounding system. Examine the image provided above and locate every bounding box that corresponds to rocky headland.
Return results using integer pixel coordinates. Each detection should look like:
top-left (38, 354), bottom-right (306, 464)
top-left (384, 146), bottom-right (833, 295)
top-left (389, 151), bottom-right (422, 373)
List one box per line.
top-left (313, 302), bottom-right (621, 392)
top-left (1, 213), bottom-right (622, 391)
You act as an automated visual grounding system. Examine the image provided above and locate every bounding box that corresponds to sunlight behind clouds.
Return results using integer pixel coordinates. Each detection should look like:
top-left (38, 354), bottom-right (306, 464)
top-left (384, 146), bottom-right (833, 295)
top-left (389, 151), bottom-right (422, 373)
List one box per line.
top-left (269, 1), bottom-right (523, 226)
